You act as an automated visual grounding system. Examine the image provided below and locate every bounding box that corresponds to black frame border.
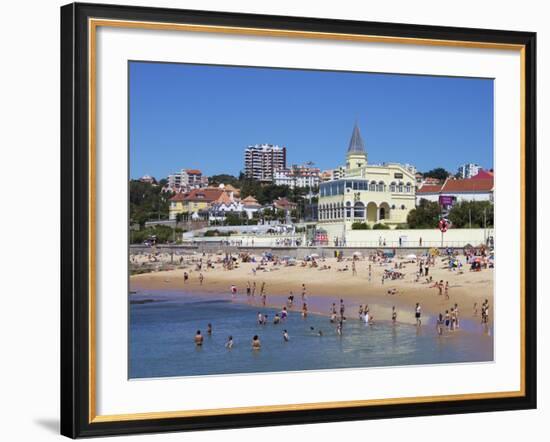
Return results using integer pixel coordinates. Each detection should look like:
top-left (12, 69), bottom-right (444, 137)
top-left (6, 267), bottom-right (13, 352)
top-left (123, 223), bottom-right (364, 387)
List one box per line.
top-left (60, 2), bottom-right (537, 438)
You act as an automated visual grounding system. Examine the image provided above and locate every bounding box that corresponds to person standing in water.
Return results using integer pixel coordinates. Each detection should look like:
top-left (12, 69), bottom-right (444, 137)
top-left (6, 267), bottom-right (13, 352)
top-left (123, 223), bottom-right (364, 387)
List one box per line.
top-left (225, 335), bottom-right (233, 349)
top-left (283, 330), bottom-right (289, 342)
top-left (415, 303), bottom-right (422, 326)
top-left (252, 335), bottom-right (261, 350)
top-left (392, 306), bottom-right (397, 324)
top-left (437, 313), bottom-right (444, 335)
top-left (194, 330), bottom-right (203, 346)
top-left (207, 323), bottom-right (212, 335)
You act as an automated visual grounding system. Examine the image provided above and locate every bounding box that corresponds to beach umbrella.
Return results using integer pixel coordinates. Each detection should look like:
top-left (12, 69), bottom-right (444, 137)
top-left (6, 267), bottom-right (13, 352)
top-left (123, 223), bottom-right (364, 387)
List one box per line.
top-left (353, 251), bottom-right (362, 257)
top-left (405, 253), bottom-right (417, 260)
top-left (310, 253), bottom-right (319, 258)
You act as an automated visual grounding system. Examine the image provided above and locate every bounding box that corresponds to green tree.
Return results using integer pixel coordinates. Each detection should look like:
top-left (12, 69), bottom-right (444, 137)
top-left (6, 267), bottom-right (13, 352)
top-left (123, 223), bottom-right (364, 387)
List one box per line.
top-left (407, 199), bottom-right (441, 228)
top-left (422, 168), bottom-right (450, 181)
top-left (448, 201), bottom-right (494, 228)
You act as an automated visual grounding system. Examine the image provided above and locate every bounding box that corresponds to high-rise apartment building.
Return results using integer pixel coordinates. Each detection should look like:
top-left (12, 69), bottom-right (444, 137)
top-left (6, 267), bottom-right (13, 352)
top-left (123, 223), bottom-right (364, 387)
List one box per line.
top-left (244, 144), bottom-right (286, 182)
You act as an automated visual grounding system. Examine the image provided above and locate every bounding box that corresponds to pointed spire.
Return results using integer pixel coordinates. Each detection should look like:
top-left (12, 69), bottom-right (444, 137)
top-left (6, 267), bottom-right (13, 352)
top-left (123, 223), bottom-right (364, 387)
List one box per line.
top-left (347, 122), bottom-right (365, 154)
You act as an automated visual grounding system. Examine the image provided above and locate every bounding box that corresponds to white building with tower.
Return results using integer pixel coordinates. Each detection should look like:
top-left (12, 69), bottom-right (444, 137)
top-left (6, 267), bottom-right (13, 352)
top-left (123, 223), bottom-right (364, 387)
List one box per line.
top-left (317, 123), bottom-right (416, 242)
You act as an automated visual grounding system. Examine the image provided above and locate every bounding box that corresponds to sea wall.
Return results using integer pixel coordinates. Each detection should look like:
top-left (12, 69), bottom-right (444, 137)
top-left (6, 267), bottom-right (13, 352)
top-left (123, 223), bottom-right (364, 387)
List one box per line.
top-left (345, 228), bottom-right (494, 248)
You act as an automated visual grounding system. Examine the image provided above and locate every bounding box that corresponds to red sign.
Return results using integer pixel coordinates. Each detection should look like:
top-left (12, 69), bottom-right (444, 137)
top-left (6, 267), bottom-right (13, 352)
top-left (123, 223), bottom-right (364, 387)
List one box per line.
top-left (438, 219), bottom-right (449, 233)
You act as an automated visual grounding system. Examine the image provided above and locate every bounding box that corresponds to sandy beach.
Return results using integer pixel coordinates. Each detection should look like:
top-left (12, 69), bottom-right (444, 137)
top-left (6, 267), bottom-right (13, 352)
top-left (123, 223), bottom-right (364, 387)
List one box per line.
top-left (130, 252), bottom-right (494, 324)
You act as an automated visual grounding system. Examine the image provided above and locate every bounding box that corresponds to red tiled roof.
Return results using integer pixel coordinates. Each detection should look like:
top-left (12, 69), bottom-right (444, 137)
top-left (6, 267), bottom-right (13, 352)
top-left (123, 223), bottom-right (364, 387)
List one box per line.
top-left (169, 193), bottom-right (187, 201)
top-left (242, 195), bottom-right (261, 207)
top-left (185, 169), bottom-right (202, 175)
top-left (417, 184), bottom-right (443, 194)
top-left (442, 178), bottom-right (493, 193)
top-left (181, 188), bottom-right (224, 202)
top-left (273, 197), bottom-right (297, 209)
top-left (470, 169), bottom-right (494, 180)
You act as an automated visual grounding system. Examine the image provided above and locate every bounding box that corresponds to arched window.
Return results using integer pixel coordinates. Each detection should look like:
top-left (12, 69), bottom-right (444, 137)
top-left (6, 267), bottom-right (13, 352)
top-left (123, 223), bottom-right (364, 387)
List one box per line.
top-left (378, 181), bottom-right (385, 192)
top-left (405, 182), bottom-right (412, 193)
top-left (390, 182), bottom-right (396, 192)
top-left (401, 204), bottom-right (406, 210)
top-left (345, 201), bottom-right (352, 218)
top-left (398, 182), bottom-right (404, 193)
top-left (354, 202), bottom-right (365, 218)
top-left (379, 207), bottom-right (386, 220)
top-left (369, 181), bottom-right (376, 191)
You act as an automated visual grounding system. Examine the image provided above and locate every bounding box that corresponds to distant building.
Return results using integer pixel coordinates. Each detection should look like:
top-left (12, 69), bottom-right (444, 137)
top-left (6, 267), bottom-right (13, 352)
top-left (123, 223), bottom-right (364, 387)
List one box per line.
top-left (166, 169), bottom-right (208, 192)
top-left (272, 197), bottom-right (297, 212)
top-left (139, 175), bottom-right (155, 184)
top-left (273, 164), bottom-right (321, 189)
top-left (169, 187), bottom-right (225, 220)
top-left (321, 168), bottom-right (345, 182)
top-left (458, 163), bottom-right (481, 179)
top-left (416, 176), bottom-right (494, 207)
top-left (244, 144), bottom-right (286, 183)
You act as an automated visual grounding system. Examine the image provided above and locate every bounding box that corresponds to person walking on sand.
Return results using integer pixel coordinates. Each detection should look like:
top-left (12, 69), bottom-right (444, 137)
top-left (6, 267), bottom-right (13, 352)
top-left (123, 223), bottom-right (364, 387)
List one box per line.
top-left (444, 281), bottom-right (450, 300)
top-left (184, 271), bottom-right (189, 284)
top-left (415, 303), bottom-right (422, 326)
top-left (252, 281), bottom-right (256, 297)
top-left (199, 272), bottom-right (204, 285)
top-left (252, 335), bottom-right (261, 350)
top-left (246, 281), bottom-right (251, 296)
top-left (301, 284), bottom-right (307, 302)
top-left (352, 260), bottom-right (357, 276)
top-left (194, 330), bottom-right (203, 346)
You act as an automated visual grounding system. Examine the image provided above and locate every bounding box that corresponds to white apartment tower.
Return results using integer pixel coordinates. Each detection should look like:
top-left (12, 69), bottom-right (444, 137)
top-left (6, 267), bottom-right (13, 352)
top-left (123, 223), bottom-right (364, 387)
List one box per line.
top-left (244, 144), bottom-right (287, 183)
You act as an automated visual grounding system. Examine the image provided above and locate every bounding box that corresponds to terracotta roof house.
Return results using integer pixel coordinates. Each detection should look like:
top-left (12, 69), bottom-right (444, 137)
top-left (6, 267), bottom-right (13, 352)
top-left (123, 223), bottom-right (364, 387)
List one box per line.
top-left (273, 197), bottom-right (297, 211)
top-left (241, 195), bottom-right (261, 208)
top-left (416, 177), bottom-right (494, 206)
top-left (169, 188), bottom-right (225, 220)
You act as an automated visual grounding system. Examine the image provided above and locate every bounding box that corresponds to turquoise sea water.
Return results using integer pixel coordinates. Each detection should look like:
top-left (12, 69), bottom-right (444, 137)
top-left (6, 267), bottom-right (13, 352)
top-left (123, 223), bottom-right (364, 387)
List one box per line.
top-left (129, 291), bottom-right (493, 379)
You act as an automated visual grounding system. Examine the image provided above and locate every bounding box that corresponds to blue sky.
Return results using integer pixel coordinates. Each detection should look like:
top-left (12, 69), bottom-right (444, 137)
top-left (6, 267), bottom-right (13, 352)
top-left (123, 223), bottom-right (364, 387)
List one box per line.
top-left (129, 61), bottom-right (493, 180)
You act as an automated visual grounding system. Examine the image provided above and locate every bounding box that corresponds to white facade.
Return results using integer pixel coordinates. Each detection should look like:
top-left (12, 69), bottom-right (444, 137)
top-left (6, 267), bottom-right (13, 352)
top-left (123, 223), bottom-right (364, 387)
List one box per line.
top-left (458, 163), bottom-right (481, 179)
top-left (273, 165), bottom-right (320, 189)
top-left (318, 124), bottom-right (416, 241)
top-left (244, 144), bottom-right (286, 182)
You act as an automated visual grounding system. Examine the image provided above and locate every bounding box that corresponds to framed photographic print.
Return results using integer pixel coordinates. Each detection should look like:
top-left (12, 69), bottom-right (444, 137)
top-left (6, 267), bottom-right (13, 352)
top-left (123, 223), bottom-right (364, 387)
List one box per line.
top-left (60, 2), bottom-right (537, 438)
